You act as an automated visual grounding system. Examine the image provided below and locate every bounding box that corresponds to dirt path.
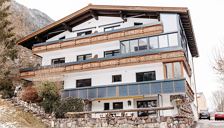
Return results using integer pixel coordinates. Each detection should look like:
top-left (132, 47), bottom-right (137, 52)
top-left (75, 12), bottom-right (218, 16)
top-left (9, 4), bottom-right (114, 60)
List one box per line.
top-left (0, 99), bottom-right (47, 128)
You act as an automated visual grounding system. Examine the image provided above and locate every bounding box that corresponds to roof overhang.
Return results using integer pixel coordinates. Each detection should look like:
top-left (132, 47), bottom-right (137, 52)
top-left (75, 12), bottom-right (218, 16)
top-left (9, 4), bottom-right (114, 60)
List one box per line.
top-left (17, 4), bottom-right (198, 57)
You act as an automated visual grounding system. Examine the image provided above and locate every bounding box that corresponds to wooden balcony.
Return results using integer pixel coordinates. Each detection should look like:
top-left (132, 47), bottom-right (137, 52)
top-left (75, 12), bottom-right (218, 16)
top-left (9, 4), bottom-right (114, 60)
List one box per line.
top-left (20, 49), bottom-right (190, 79)
top-left (32, 22), bottom-right (163, 53)
top-left (62, 79), bottom-right (189, 100)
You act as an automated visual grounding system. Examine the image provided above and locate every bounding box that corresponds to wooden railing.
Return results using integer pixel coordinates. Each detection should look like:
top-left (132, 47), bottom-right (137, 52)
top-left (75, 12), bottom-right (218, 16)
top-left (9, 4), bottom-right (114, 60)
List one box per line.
top-left (20, 50), bottom-right (186, 79)
top-left (32, 23), bottom-right (163, 53)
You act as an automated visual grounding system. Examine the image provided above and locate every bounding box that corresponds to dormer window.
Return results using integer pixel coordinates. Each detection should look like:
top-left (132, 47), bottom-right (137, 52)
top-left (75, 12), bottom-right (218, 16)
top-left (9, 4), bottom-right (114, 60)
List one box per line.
top-left (104, 25), bottom-right (120, 32)
top-left (77, 30), bottom-right (92, 37)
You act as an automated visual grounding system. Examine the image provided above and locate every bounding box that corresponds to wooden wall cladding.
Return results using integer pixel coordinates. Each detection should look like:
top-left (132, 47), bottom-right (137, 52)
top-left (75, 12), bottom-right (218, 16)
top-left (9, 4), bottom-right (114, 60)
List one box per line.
top-left (20, 51), bottom-right (188, 78)
top-left (32, 24), bottom-right (163, 53)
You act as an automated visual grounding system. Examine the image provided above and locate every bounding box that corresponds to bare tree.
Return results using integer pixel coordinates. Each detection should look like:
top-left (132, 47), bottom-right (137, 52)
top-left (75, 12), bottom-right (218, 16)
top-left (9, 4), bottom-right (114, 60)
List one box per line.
top-left (213, 43), bottom-right (224, 111)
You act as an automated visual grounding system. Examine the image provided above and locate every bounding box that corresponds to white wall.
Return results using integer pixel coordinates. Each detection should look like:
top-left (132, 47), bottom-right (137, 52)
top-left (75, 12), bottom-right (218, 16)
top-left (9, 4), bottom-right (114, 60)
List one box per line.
top-left (46, 16), bottom-right (159, 42)
top-left (160, 13), bottom-right (178, 33)
top-left (38, 40), bottom-right (120, 66)
top-left (63, 63), bottom-right (164, 89)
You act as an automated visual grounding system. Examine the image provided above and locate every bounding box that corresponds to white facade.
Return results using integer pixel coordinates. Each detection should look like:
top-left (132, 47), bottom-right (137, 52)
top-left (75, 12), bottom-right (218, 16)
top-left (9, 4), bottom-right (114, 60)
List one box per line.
top-left (31, 13), bottom-right (197, 118)
top-left (64, 63), bottom-right (164, 89)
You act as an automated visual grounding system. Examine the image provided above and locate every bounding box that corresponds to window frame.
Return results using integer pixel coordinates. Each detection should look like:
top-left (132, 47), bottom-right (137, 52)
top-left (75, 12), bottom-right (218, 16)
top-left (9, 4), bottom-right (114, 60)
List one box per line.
top-left (136, 71), bottom-right (156, 82)
top-left (77, 30), bottom-right (92, 37)
top-left (76, 78), bottom-right (92, 88)
top-left (104, 49), bottom-right (120, 57)
top-left (112, 74), bottom-right (122, 83)
top-left (164, 62), bottom-right (184, 79)
top-left (113, 102), bottom-right (123, 110)
top-left (77, 54), bottom-right (92, 61)
top-left (104, 25), bottom-right (120, 32)
top-left (51, 57), bottom-right (65, 65)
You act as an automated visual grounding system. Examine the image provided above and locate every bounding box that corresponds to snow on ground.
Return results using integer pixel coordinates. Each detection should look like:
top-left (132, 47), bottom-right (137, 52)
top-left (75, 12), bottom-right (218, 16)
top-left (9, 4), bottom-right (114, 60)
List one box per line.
top-left (0, 99), bottom-right (46, 128)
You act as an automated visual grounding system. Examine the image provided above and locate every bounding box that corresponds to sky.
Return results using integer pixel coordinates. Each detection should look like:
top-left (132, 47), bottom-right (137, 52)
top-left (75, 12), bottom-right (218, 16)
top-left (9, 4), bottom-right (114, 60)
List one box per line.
top-left (15, 0), bottom-right (224, 110)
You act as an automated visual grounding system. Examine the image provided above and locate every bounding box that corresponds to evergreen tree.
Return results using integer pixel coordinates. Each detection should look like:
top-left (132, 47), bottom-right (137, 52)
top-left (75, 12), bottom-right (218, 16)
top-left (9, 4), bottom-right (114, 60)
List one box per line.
top-left (0, 0), bottom-right (17, 78)
top-left (0, 0), bottom-right (17, 98)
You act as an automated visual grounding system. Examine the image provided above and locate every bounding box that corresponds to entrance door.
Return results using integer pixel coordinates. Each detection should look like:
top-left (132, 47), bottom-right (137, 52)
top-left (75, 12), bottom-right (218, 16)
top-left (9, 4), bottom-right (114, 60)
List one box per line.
top-left (137, 100), bottom-right (157, 117)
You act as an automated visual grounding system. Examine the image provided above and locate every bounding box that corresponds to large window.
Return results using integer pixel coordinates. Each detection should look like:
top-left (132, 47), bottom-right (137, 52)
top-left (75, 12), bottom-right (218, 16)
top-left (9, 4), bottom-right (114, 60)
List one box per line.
top-left (76, 79), bottom-right (91, 88)
top-left (104, 50), bottom-right (120, 57)
top-left (120, 32), bottom-right (179, 54)
top-left (51, 58), bottom-right (65, 65)
top-left (104, 25), bottom-right (120, 32)
top-left (77, 54), bottom-right (92, 61)
top-left (77, 30), bottom-right (92, 36)
top-left (113, 102), bottom-right (123, 110)
top-left (137, 100), bottom-right (157, 117)
top-left (136, 71), bottom-right (156, 82)
top-left (165, 62), bottom-right (182, 79)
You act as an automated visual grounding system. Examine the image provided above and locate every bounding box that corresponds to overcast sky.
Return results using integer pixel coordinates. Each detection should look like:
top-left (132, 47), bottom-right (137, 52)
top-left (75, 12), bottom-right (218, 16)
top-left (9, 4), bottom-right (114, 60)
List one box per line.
top-left (16, 0), bottom-right (224, 110)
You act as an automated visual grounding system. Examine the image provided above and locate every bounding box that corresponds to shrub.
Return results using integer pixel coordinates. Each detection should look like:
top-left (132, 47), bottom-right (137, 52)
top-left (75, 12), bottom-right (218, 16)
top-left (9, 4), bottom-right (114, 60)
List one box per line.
top-left (0, 78), bottom-right (14, 99)
top-left (38, 81), bottom-right (60, 113)
top-left (54, 97), bottom-right (84, 118)
top-left (21, 86), bottom-right (39, 103)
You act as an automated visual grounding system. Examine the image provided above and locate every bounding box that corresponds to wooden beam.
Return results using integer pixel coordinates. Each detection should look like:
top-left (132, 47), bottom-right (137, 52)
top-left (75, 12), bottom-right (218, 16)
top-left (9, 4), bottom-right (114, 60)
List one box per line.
top-left (62, 23), bottom-right (72, 32)
top-left (119, 11), bottom-right (127, 22)
top-left (90, 10), bottom-right (98, 20)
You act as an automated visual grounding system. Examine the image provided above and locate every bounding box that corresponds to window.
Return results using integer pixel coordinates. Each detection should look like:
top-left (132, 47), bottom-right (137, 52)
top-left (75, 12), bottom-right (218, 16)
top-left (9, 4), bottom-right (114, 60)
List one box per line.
top-left (113, 102), bottom-right (123, 110)
top-left (134, 22), bottom-right (143, 26)
top-left (104, 50), bottom-right (120, 57)
top-left (137, 100), bottom-right (157, 117)
top-left (121, 41), bottom-right (130, 53)
top-left (104, 103), bottom-right (110, 110)
top-left (159, 35), bottom-right (168, 48)
top-left (136, 71), bottom-right (156, 82)
top-left (112, 75), bottom-right (122, 82)
top-left (138, 38), bottom-right (148, 51)
top-left (77, 54), bottom-right (92, 61)
top-left (59, 36), bottom-right (65, 40)
top-left (149, 37), bottom-right (159, 49)
top-left (76, 79), bottom-right (91, 88)
top-left (51, 58), bottom-right (65, 65)
top-left (104, 25), bottom-right (120, 32)
top-left (168, 33), bottom-right (178, 46)
top-left (130, 39), bottom-right (139, 52)
top-left (77, 30), bottom-right (92, 36)
top-left (165, 62), bottom-right (182, 79)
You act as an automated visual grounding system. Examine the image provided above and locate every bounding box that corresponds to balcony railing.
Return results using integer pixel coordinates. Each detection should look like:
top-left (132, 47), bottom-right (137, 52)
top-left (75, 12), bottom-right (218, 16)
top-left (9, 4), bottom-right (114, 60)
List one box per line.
top-left (62, 79), bottom-right (186, 99)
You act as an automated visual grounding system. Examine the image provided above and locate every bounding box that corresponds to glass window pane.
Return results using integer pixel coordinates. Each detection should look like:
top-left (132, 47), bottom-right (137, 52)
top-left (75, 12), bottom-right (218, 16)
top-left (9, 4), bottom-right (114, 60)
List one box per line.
top-left (159, 35), bottom-right (168, 48)
top-left (107, 86), bottom-right (116, 97)
top-left (128, 85), bottom-right (138, 96)
top-left (119, 85), bottom-right (128, 96)
top-left (86, 54), bottom-right (92, 60)
top-left (139, 84), bottom-right (150, 95)
top-left (138, 38), bottom-right (148, 51)
top-left (165, 63), bottom-right (173, 79)
top-left (88, 88), bottom-right (96, 99)
top-left (98, 88), bottom-right (106, 98)
top-left (162, 81), bottom-right (174, 93)
top-left (174, 80), bottom-right (185, 92)
top-left (78, 89), bottom-right (87, 99)
top-left (151, 83), bottom-right (161, 94)
top-left (121, 41), bottom-right (130, 53)
top-left (130, 39), bottom-right (139, 52)
top-left (174, 62), bottom-right (182, 78)
top-left (149, 37), bottom-right (158, 49)
top-left (168, 33), bottom-right (178, 46)
top-left (70, 90), bottom-right (78, 98)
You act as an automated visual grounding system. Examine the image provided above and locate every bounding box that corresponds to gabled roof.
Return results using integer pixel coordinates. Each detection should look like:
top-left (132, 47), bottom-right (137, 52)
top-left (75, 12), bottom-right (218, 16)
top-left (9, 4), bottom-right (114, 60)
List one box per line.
top-left (17, 4), bottom-right (198, 57)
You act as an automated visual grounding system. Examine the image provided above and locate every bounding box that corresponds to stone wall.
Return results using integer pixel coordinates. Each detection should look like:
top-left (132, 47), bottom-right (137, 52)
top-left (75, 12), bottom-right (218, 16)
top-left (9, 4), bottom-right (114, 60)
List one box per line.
top-left (11, 97), bottom-right (193, 128)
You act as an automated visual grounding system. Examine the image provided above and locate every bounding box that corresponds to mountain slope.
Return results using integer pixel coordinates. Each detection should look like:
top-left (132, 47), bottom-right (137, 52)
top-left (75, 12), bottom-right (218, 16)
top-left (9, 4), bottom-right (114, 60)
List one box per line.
top-left (10, 0), bottom-right (54, 38)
